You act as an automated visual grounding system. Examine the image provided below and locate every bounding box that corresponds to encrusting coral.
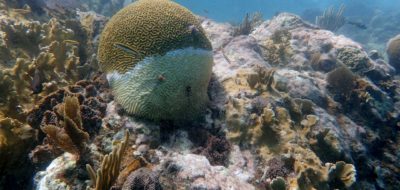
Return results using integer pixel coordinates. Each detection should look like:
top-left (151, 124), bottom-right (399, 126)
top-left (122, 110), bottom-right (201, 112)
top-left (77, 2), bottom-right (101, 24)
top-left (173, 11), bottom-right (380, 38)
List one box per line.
top-left (86, 130), bottom-right (129, 190)
top-left (98, 0), bottom-right (213, 121)
top-left (336, 47), bottom-right (371, 73)
top-left (121, 168), bottom-right (162, 190)
top-left (260, 29), bottom-right (293, 66)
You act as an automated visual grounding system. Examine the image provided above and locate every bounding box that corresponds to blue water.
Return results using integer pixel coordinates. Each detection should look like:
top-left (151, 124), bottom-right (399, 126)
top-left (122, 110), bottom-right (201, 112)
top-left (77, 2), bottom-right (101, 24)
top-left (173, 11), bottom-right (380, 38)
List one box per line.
top-left (175, 0), bottom-right (400, 23)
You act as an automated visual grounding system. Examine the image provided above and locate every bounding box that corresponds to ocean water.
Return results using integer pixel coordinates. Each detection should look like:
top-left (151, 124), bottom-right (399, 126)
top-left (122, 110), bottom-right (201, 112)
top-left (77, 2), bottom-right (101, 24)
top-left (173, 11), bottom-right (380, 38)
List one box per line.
top-left (175, 0), bottom-right (400, 22)
top-left (0, 0), bottom-right (399, 189)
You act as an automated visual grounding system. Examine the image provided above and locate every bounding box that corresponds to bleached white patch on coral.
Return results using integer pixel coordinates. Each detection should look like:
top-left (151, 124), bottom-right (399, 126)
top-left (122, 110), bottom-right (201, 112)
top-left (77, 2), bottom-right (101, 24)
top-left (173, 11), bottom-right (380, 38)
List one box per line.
top-left (107, 47), bottom-right (213, 121)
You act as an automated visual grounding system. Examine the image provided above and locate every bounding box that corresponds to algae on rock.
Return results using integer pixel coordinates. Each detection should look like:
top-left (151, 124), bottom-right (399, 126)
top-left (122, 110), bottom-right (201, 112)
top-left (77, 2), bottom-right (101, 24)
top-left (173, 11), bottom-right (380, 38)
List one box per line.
top-left (260, 29), bottom-right (293, 66)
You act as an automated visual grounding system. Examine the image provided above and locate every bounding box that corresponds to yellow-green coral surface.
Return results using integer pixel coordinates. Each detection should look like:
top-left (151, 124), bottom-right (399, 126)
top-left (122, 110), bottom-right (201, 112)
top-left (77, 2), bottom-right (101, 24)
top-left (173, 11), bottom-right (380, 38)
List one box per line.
top-left (98, 0), bottom-right (212, 73)
top-left (98, 0), bottom-right (213, 121)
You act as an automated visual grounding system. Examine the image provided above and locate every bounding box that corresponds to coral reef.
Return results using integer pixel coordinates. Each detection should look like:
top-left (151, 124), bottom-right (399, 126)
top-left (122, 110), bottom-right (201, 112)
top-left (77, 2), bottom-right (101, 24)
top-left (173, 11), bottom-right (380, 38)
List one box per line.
top-left (0, 6), bottom-right (106, 124)
top-left (1, 1), bottom-right (399, 190)
top-left (28, 75), bottom-right (110, 169)
top-left (98, 0), bottom-right (213, 121)
top-left (205, 12), bottom-right (399, 189)
top-left (0, 2), bottom-right (108, 188)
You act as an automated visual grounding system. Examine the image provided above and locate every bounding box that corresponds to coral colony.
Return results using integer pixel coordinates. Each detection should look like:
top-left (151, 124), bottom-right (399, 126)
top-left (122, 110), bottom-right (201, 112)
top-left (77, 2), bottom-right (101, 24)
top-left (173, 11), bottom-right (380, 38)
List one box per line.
top-left (0, 0), bottom-right (399, 190)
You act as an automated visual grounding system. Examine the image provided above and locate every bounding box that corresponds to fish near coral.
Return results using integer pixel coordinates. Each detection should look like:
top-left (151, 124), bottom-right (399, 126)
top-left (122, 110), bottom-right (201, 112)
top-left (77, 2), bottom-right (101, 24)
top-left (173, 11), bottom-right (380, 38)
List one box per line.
top-left (97, 0), bottom-right (213, 121)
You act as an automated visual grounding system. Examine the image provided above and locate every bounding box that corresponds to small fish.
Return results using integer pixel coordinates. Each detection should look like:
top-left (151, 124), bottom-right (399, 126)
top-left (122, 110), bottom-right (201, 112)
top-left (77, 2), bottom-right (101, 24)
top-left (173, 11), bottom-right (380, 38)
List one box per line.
top-left (114, 43), bottom-right (143, 57)
top-left (63, 40), bottom-right (79, 45)
top-left (346, 20), bottom-right (367, 30)
top-left (158, 74), bottom-right (166, 82)
top-left (203, 9), bottom-right (209, 14)
top-left (16, 105), bottom-right (24, 114)
top-left (31, 69), bottom-right (43, 94)
top-left (188, 24), bottom-right (199, 35)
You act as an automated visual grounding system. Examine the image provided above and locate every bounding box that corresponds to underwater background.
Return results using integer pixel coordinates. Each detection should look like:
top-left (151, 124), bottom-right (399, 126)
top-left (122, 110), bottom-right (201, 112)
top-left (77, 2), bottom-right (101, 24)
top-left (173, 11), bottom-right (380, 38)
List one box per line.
top-left (177, 0), bottom-right (400, 22)
top-left (0, 0), bottom-right (399, 189)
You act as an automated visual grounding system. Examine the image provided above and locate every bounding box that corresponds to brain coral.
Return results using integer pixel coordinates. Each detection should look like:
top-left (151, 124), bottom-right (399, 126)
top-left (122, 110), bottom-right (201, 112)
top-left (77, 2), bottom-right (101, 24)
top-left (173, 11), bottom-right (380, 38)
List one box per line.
top-left (98, 0), bottom-right (213, 121)
top-left (387, 34), bottom-right (400, 72)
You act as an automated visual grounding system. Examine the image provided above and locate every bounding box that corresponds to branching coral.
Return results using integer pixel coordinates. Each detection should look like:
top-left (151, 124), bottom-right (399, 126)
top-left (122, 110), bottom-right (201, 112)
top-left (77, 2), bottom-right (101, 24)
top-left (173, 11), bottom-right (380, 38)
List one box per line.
top-left (41, 96), bottom-right (89, 156)
top-left (86, 130), bottom-right (129, 190)
top-left (0, 2), bottom-right (109, 189)
top-left (316, 5), bottom-right (346, 32)
top-left (0, 9), bottom-right (104, 122)
top-left (233, 12), bottom-right (263, 36)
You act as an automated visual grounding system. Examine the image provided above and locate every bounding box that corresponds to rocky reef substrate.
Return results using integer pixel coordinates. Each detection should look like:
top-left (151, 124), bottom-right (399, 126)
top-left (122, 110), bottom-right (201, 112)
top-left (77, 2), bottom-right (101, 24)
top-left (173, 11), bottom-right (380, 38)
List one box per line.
top-left (0, 2), bottom-right (399, 190)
